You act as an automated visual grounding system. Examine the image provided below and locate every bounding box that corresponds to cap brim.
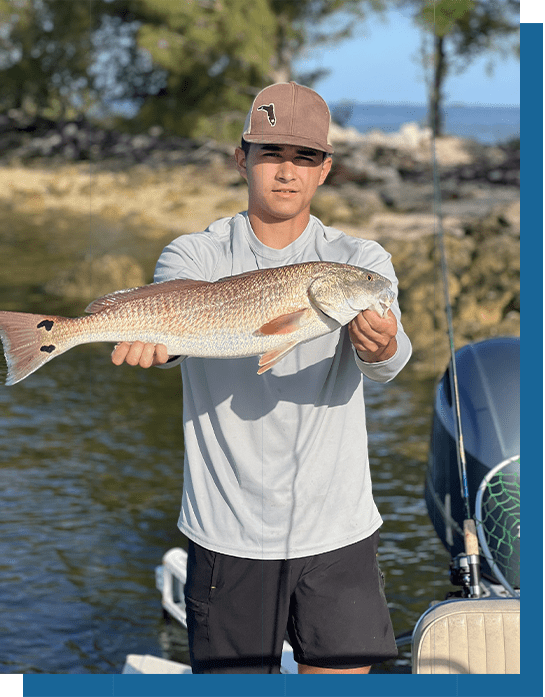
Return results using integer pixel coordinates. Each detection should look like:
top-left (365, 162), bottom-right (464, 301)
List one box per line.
top-left (242, 133), bottom-right (334, 154)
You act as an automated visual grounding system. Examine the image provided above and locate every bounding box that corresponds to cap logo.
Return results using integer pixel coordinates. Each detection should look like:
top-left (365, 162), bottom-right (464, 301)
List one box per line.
top-left (257, 103), bottom-right (276, 126)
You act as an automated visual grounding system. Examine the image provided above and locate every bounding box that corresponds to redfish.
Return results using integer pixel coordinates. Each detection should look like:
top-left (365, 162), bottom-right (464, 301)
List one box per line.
top-left (0, 262), bottom-right (395, 385)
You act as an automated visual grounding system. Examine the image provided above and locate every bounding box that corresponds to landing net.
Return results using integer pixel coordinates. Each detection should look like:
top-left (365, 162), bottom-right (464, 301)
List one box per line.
top-left (475, 455), bottom-right (520, 597)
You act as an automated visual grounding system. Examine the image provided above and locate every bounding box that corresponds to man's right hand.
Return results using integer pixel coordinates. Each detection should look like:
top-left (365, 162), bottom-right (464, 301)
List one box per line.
top-left (111, 341), bottom-right (169, 368)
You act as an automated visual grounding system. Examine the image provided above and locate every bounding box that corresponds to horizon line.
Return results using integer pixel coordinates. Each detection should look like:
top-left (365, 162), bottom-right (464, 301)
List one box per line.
top-left (327, 100), bottom-right (520, 109)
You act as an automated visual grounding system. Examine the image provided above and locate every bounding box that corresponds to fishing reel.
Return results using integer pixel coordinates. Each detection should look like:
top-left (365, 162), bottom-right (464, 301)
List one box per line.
top-left (448, 553), bottom-right (482, 598)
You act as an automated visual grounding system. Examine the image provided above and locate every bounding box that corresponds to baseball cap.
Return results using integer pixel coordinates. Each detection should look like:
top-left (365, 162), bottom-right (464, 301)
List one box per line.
top-left (242, 82), bottom-right (334, 154)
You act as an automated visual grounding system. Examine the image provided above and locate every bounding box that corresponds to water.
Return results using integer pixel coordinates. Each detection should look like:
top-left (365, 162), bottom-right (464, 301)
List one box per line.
top-left (332, 102), bottom-right (520, 145)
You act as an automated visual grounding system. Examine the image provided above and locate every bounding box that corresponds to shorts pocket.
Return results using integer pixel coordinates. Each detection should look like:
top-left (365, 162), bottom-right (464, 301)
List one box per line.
top-left (185, 540), bottom-right (220, 604)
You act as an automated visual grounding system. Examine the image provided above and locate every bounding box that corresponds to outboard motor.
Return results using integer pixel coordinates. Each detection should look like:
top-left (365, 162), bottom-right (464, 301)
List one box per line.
top-left (425, 337), bottom-right (520, 589)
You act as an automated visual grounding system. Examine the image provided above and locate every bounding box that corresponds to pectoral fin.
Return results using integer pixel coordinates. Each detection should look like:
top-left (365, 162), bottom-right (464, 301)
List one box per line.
top-left (254, 308), bottom-right (311, 336)
top-left (257, 341), bottom-right (299, 374)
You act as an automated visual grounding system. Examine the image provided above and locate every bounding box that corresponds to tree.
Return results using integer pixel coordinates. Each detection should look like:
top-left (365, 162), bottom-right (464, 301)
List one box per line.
top-left (0, 0), bottom-right (386, 140)
top-left (97, 0), bottom-right (278, 140)
top-left (103, 0), bottom-right (386, 138)
top-left (0, 0), bottom-right (92, 118)
top-left (268, 0), bottom-right (384, 85)
top-left (403, 0), bottom-right (519, 136)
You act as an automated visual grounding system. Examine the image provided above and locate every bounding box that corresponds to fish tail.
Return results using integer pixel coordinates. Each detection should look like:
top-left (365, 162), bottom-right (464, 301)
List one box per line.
top-left (0, 311), bottom-right (68, 385)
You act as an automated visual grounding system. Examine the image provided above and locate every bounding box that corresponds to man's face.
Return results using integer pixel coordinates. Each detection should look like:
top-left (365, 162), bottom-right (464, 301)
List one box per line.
top-left (234, 143), bottom-right (332, 225)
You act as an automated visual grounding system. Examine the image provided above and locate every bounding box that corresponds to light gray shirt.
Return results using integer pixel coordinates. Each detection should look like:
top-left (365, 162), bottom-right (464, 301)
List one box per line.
top-left (154, 212), bottom-right (412, 559)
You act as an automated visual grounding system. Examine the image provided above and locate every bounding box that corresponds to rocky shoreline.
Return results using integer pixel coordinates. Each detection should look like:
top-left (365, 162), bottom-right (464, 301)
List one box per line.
top-left (0, 114), bottom-right (519, 375)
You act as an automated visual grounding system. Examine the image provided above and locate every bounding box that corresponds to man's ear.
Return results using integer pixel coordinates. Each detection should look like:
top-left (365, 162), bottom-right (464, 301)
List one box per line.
top-left (318, 156), bottom-right (332, 186)
top-left (234, 147), bottom-right (248, 181)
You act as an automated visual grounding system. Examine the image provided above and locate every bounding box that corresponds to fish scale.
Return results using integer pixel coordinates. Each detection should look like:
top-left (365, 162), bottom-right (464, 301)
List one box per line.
top-left (0, 261), bottom-right (395, 385)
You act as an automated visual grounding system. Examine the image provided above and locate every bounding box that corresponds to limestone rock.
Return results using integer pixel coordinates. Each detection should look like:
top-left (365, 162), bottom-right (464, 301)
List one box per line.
top-left (44, 254), bottom-right (146, 300)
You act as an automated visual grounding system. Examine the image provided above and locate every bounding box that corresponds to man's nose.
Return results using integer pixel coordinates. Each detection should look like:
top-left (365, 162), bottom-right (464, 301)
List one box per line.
top-left (275, 159), bottom-right (296, 181)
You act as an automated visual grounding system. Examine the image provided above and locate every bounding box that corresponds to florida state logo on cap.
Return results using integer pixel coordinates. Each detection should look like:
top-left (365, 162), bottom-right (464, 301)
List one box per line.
top-left (257, 104), bottom-right (276, 127)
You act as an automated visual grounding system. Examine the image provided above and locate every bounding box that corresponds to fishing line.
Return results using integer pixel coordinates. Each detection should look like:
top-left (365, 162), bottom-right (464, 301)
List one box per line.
top-left (431, 127), bottom-right (470, 520)
top-left (431, 1), bottom-right (481, 598)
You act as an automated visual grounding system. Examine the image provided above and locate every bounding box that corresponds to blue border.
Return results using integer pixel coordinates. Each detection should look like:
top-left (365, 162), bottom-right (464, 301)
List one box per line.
top-left (22, 21), bottom-right (540, 697)
top-left (519, 19), bottom-right (544, 697)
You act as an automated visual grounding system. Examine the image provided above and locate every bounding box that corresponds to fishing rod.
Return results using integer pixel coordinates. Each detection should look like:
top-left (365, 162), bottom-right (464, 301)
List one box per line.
top-left (431, 7), bottom-right (481, 600)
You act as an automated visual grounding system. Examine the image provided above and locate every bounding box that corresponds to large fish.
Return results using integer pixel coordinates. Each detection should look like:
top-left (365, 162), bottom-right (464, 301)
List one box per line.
top-left (0, 261), bottom-right (395, 385)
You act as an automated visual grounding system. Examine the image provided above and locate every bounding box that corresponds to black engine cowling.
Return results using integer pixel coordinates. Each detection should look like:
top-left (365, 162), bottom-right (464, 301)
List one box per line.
top-left (425, 337), bottom-right (520, 587)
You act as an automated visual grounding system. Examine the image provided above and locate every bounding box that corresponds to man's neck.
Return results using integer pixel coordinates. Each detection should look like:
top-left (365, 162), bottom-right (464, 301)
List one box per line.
top-left (248, 211), bottom-right (310, 250)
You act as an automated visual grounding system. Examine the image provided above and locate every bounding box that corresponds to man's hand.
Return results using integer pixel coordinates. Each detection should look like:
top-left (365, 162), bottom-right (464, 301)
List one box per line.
top-left (111, 341), bottom-right (169, 368)
top-left (348, 309), bottom-right (397, 363)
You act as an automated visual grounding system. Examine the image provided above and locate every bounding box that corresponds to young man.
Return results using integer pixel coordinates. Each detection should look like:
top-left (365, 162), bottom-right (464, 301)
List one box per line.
top-left (112, 82), bottom-right (412, 674)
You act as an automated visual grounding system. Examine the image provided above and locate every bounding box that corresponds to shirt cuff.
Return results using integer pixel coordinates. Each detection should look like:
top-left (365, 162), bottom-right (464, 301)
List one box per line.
top-left (353, 331), bottom-right (412, 383)
top-left (155, 355), bottom-right (186, 369)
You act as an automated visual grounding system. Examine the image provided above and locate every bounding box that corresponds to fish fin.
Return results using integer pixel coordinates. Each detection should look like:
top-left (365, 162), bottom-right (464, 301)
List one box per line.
top-left (254, 309), bottom-right (311, 336)
top-left (257, 341), bottom-right (299, 374)
top-left (85, 278), bottom-right (210, 313)
top-left (0, 311), bottom-right (66, 385)
top-left (216, 268), bottom-right (263, 283)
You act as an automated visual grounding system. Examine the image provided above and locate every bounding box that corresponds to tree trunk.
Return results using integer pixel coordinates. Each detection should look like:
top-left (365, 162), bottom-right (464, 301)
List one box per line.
top-left (429, 34), bottom-right (447, 137)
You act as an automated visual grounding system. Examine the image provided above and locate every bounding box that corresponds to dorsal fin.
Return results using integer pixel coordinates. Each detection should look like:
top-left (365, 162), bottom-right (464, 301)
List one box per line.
top-left (85, 278), bottom-right (210, 313)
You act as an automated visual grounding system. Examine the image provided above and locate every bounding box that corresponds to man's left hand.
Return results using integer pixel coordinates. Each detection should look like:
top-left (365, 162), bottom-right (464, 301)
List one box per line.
top-left (348, 309), bottom-right (397, 363)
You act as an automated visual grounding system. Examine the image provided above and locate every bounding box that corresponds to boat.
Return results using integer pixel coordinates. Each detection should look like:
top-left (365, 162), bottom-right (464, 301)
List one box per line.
top-left (123, 336), bottom-right (520, 675)
top-left (412, 336), bottom-right (520, 674)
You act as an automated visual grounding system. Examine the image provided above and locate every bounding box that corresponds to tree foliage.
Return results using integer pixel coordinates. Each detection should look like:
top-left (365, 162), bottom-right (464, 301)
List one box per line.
top-left (0, 0), bottom-right (109, 118)
top-left (100, 0), bottom-right (278, 139)
top-left (402, 0), bottom-right (520, 136)
top-left (0, 0), bottom-right (384, 140)
top-left (268, 0), bottom-right (384, 84)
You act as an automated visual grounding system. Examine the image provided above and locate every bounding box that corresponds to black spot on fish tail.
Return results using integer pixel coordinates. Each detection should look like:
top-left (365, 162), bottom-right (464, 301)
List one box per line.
top-left (37, 320), bottom-right (54, 331)
top-left (40, 345), bottom-right (56, 353)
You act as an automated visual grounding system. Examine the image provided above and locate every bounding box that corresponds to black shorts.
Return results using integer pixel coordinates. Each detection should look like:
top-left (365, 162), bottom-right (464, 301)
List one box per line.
top-left (184, 531), bottom-right (398, 674)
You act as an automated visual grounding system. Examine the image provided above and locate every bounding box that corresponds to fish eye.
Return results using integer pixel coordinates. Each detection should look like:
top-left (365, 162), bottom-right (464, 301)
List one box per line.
top-left (366, 274), bottom-right (373, 281)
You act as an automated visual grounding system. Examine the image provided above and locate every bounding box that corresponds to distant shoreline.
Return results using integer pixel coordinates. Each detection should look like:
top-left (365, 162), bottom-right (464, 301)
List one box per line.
top-left (330, 102), bottom-right (520, 146)
top-left (331, 101), bottom-right (520, 109)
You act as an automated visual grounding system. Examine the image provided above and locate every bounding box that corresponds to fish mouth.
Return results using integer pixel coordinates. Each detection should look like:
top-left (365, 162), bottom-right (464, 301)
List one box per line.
top-left (379, 288), bottom-right (396, 314)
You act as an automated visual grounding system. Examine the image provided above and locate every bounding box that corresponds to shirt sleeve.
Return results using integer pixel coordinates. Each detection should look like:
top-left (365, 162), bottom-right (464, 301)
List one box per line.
top-left (351, 239), bottom-right (412, 382)
top-left (153, 230), bottom-right (222, 283)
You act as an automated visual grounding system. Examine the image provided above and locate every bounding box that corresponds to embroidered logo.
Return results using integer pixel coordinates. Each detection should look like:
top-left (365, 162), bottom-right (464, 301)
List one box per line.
top-left (257, 103), bottom-right (276, 126)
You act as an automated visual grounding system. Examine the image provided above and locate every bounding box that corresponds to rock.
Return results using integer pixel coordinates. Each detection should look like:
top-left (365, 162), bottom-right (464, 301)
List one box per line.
top-left (43, 254), bottom-right (146, 300)
top-left (383, 215), bottom-right (520, 375)
top-left (311, 186), bottom-right (384, 226)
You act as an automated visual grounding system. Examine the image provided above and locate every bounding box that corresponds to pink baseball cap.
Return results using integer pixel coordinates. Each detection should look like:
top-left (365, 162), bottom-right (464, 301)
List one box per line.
top-left (242, 82), bottom-right (334, 154)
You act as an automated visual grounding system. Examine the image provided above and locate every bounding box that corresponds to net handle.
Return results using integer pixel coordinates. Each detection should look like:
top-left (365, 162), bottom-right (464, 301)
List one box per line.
top-left (474, 455), bottom-right (520, 597)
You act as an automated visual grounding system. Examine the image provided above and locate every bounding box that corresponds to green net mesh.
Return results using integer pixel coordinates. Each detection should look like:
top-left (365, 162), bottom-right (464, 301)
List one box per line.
top-left (475, 457), bottom-right (520, 594)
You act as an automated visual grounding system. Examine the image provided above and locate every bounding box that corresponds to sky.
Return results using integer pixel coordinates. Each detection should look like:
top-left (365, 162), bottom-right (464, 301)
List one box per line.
top-left (294, 7), bottom-right (520, 107)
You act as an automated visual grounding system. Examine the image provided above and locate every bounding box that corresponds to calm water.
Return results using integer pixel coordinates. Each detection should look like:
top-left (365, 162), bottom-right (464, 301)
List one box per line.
top-left (0, 214), bottom-right (454, 675)
top-left (333, 102), bottom-right (520, 145)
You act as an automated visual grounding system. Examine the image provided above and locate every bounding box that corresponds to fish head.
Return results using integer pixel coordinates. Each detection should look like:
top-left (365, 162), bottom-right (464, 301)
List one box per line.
top-left (308, 264), bottom-right (395, 326)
